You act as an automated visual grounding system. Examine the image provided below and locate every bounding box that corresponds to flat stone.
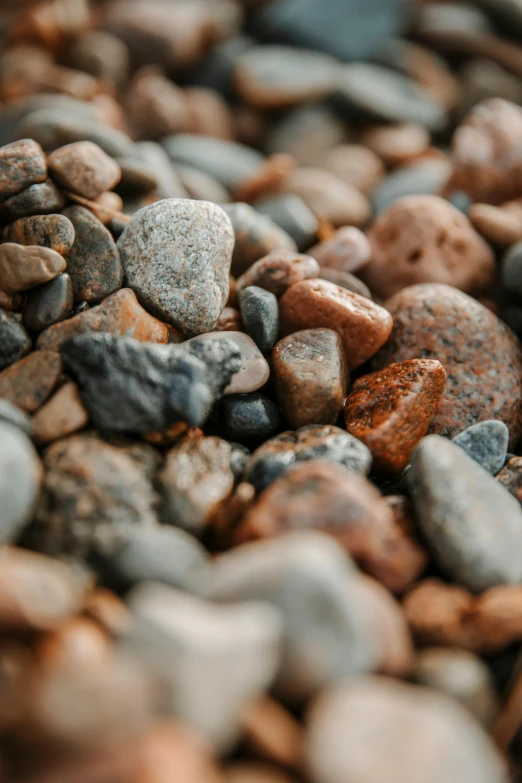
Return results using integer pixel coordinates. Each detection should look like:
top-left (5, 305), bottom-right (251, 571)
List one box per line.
top-left (280, 279), bottom-right (393, 370)
top-left (361, 123), bottom-right (430, 167)
top-left (0, 399), bottom-right (32, 435)
top-left (223, 203), bottom-right (297, 278)
top-left (372, 283), bottom-right (522, 443)
top-left (0, 181), bottom-right (66, 223)
top-left (48, 140), bottom-right (121, 200)
top-left (0, 139), bottom-right (47, 200)
top-left (283, 168), bottom-right (371, 228)
top-left (118, 199), bottom-right (233, 336)
top-left (0, 243), bottom-right (66, 292)
top-left (318, 144), bottom-right (385, 195)
top-left (24, 273), bottom-right (74, 333)
top-left (0, 421), bottom-right (41, 544)
top-left (31, 381), bottom-right (88, 445)
top-left (497, 456), bottom-right (522, 505)
top-left (344, 359), bottom-right (447, 474)
top-left (236, 250), bottom-right (319, 298)
top-left (254, 195), bottom-right (318, 252)
top-left (0, 350), bottom-right (62, 413)
top-left (124, 582), bottom-right (282, 750)
top-left (245, 425), bottom-right (372, 493)
top-left (182, 331), bottom-right (269, 395)
top-left (453, 420), bottom-right (509, 475)
top-left (319, 268), bottom-right (371, 299)
top-left (239, 287), bottom-right (279, 354)
top-left (63, 206), bottom-right (123, 303)
top-left (307, 227), bottom-right (372, 275)
top-left (36, 288), bottom-right (169, 351)
top-left (408, 435), bottom-right (522, 591)
top-left (273, 329), bottom-right (348, 429)
top-left (223, 393), bottom-right (282, 440)
top-left (2, 214), bottom-right (75, 254)
top-left (0, 310), bottom-right (32, 370)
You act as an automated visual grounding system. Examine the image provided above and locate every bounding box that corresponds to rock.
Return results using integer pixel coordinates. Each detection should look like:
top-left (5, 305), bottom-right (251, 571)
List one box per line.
top-left (184, 86), bottom-right (235, 141)
top-left (24, 273), bottom-right (74, 332)
top-left (0, 350), bottom-right (62, 413)
top-left (229, 443), bottom-right (251, 480)
top-left (280, 279), bottom-right (393, 370)
top-left (380, 496), bottom-right (429, 594)
top-left (114, 155), bottom-right (159, 196)
top-left (183, 332), bottom-right (269, 395)
top-left (36, 288), bottom-right (169, 351)
top-left (0, 181), bottom-right (66, 223)
top-left (118, 199), bottom-right (234, 336)
top-left (239, 287), bottom-right (279, 354)
top-left (175, 164), bottom-right (228, 203)
top-left (63, 206), bottom-right (123, 303)
top-left (502, 240), bottom-right (522, 300)
top-left (35, 434), bottom-right (159, 556)
top-left (0, 290), bottom-right (23, 312)
top-left (124, 582), bottom-right (282, 750)
top-left (468, 202), bottom-right (522, 247)
top-left (372, 284), bottom-right (522, 443)
top-left (283, 168), bottom-right (371, 228)
top-left (361, 123), bottom-right (430, 167)
top-left (223, 393), bottom-right (282, 440)
top-left (125, 69), bottom-right (189, 140)
top-left (0, 310), bottom-right (32, 370)
top-left (319, 268), bottom-right (372, 299)
top-left (364, 195), bottom-right (495, 299)
top-left (245, 425), bottom-right (372, 493)
top-left (0, 421), bottom-right (41, 544)
top-left (306, 677), bottom-right (507, 783)
top-left (135, 141), bottom-right (187, 200)
top-left (497, 456), bottom-right (522, 504)
top-left (66, 30), bottom-right (130, 85)
top-left (372, 159), bottom-right (451, 214)
top-left (208, 532), bottom-right (378, 701)
top-left (48, 141), bottom-right (121, 199)
top-left (216, 307), bottom-right (243, 332)
top-left (408, 435), bottom-right (522, 591)
top-left (453, 421), bottom-right (509, 475)
top-left (61, 332), bottom-right (241, 433)
top-left (236, 250), bottom-right (319, 298)
top-left (307, 227), bottom-right (372, 275)
top-left (344, 359), bottom-right (447, 474)
top-left (223, 203), bottom-right (297, 277)
top-left (2, 214), bottom-right (75, 254)
top-left (0, 399), bottom-right (32, 435)
top-left (31, 381), bottom-right (88, 444)
top-left (158, 436), bottom-right (234, 535)
top-left (318, 144), bottom-right (384, 195)
top-left (273, 329), bottom-right (347, 429)
top-left (0, 243), bottom-right (66, 292)
top-left (0, 139), bottom-right (47, 200)
top-left (254, 195), bottom-right (318, 252)
top-left (225, 763), bottom-right (295, 783)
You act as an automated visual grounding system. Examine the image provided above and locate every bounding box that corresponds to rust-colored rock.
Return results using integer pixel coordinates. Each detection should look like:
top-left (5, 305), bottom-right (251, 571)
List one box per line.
top-left (280, 279), bottom-right (393, 370)
top-left (36, 288), bottom-right (169, 351)
top-left (361, 123), bottom-right (430, 167)
top-left (273, 329), bottom-right (348, 429)
top-left (236, 250), bottom-right (319, 298)
top-left (0, 350), bottom-right (62, 413)
top-left (372, 283), bottom-right (522, 444)
top-left (307, 227), bottom-right (371, 274)
top-left (344, 359), bottom-right (447, 474)
top-left (32, 381), bottom-right (88, 444)
top-left (364, 195), bottom-right (495, 299)
top-left (48, 140), bottom-right (121, 200)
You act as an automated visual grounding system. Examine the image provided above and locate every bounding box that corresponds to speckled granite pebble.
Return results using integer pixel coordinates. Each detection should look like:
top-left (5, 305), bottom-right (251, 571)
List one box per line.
top-left (453, 420), bottom-right (509, 475)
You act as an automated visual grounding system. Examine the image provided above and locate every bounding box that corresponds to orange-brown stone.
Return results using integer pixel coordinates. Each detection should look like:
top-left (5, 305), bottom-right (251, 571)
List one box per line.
top-left (236, 249), bottom-right (319, 298)
top-left (0, 350), bottom-right (62, 413)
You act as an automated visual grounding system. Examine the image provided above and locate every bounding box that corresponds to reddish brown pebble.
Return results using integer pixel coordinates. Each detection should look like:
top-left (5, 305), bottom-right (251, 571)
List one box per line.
top-left (364, 195), bottom-right (495, 299)
top-left (318, 144), bottom-right (385, 195)
top-left (319, 268), bottom-right (371, 299)
top-left (216, 306), bottom-right (243, 332)
top-left (468, 201), bottom-right (522, 246)
top-left (373, 283), bottom-right (522, 443)
top-left (236, 249), bottom-right (319, 298)
top-left (48, 140), bottom-right (121, 200)
top-left (0, 350), bottom-right (62, 413)
top-left (307, 227), bottom-right (372, 275)
top-left (382, 496), bottom-right (429, 594)
top-left (273, 328), bottom-right (348, 429)
top-left (0, 243), bottom-right (65, 293)
top-left (125, 67), bottom-right (190, 140)
top-left (344, 359), bottom-right (447, 474)
top-left (360, 123), bottom-right (430, 167)
top-left (497, 457), bottom-right (522, 504)
top-left (0, 138), bottom-right (47, 200)
top-left (2, 213), bottom-right (75, 255)
top-left (284, 168), bottom-right (371, 228)
top-left (280, 279), bottom-right (393, 370)
top-left (36, 288), bottom-right (169, 351)
top-left (32, 381), bottom-right (88, 444)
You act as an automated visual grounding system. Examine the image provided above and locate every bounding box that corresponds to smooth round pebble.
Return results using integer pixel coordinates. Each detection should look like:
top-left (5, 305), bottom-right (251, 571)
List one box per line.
top-left (0, 399), bottom-right (32, 435)
top-left (2, 214), bottom-right (75, 255)
top-left (0, 310), bottom-right (32, 370)
top-left (239, 286), bottom-right (279, 354)
top-left (0, 243), bottom-right (66, 292)
top-left (223, 203), bottom-right (297, 278)
top-left (452, 420), bottom-right (509, 475)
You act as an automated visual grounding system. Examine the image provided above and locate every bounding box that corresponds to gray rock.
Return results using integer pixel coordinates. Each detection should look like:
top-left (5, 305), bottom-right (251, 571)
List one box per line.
top-left (223, 202), bottom-right (297, 277)
top-left (239, 286), bottom-right (280, 354)
top-left (408, 435), bottom-right (522, 591)
top-left (223, 393), bottom-right (282, 441)
top-left (124, 582), bottom-right (282, 750)
top-left (255, 195), bottom-right (318, 251)
top-left (0, 420), bottom-right (41, 543)
top-left (453, 420), bottom-right (509, 475)
top-left (0, 309), bottom-right (32, 370)
top-left (0, 399), bottom-right (32, 435)
top-left (118, 198), bottom-right (234, 336)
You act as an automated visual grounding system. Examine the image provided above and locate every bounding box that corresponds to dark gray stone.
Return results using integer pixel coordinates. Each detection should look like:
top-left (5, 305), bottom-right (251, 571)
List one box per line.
top-left (453, 420), bottom-right (509, 475)
top-left (0, 309), bottom-right (32, 370)
top-left (223, 393), bottom-right (282, 440)
top-left (239, 286), bottom-right (280, 354)
top-left (230, 442), bottom-right (251, 480)
top-left (254, 195), bottom-right (318, 251)
top-left (24, 273), bottom-right (74, 333)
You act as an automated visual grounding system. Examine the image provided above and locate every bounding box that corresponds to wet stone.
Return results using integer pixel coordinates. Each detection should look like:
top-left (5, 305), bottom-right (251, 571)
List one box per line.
top-left (2, 214), bottom-right (75, 254)
top-left (62, 332), bottom-right (241, 434)
top-left (254, 195), bottom-right (318, 252)
top-left (223, 393), bottom-right (282, 441)
top-left (223, 203), bottom-right (297, 278)
top-left (118, 199), bottom-right (234, 336)
top-left (0, 139), bottom-right (47, 201)
top-left (48, 141), bottom-right (121, 200)
top-left (453, 420), bottom-right (509, 476)
top-left (344, 359), bottom-right (447, 474)
top-left (273, 329), bottom-right (348, 429)
top-left (63, 206), bottom-right (123, 303)
top-left (182, 331), bottom-right (270, 395)
top-left (0, 243), bottom-right (66, 293)
top-left (0, 421), bottom-right (41, 544)
top-left (408, 435), bottom-right (522, 592)
top-left (319, 268), bottom-right (371, 299)
top-left (245, 425), bottom-right (372, 493)
top-left (239, 286), bottom-right (279, 354)
top-left (0, 350), bottom-right (61, 413)
top-left (23, 273), bottom-right (73, 333)
top-left (0, 181), bottom-right (66, 223)
top-left (0, 310), bottom-right (32, 370)
top-left (236, 250), bottom-right (319, 299)
top-left (31, 380), bottom-right (88, 445)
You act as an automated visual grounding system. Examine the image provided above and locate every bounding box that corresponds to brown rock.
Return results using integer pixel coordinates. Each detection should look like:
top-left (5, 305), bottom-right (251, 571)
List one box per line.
top-left (91, 191), bottom-right (124, 226)
top-left (0, 243), bottom-right (66, 292)
top-left (468, 201), bottom-right (522, 246)
top-left (36, 617), bottom-right (111, 671)
top-left (307, 227), bottom-right (372, 274)
top-left (48, 141), bottom-right (121, 200)
top-left (216, 307), bottom-right (243, 332)
top-left (2, 214), bottom-right (75, 254)
top-left (284, 168), bottom-right (371, 227)
top-left (32, 381), bottom-right (88, 444)
top-left (236, 250), bottom-right (319, 298)
top-left (185, 87), bottom-right (235, 140)
top-left (381, 496), bottom-right (429, 594)
top-left (242, 697), bottom-right (304, 772)
top-left (0, 180), bottom-right (66, 223)
top-left (497, 456), bottom-right (522, 505)
top-left (36, 288), bottom-right (169, 351)
top-left (273, 329), bottom-right (348, 429)
top-left (0, 290), bottom-right (24, 311)
top-left (344, 359), bottom-right (447, 474)
top-left (361, 123), bottom-right (430, 167)
top-left (318, 144), bottom-right (384, 195)
top-left (319, 268), bottom-right (371, 299)
top-left (0, 350), bottom-right (62, 413)
top-left (364, 195), bottom-right (495, 299)
top-left (372, 283), bottom-right (522, 443)
top-left (280, 279), bottom-right (393, 370)
top-left (0, 138), bottom-right (47, 200)
top-left (183, 331), bottom-right (269, 395)
top-left (234, 153), bottom-right (296, 204)
top-left (125, 67), bottom-right (190, 141)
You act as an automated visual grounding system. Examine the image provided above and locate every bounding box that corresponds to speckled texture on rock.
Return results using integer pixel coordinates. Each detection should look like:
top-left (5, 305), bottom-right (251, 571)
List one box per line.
top-left (48, 140), bottom-right (121, 200)
top-left (344, 359), bottom-right (447, 474)
top-left (118, 199), bottom-right (234, 336)
top-left (2, 214), bottom-right (75, 254)
top-left (236, 250), bottom-right (319, 298)
top-left (0, 309), bottom-right (32, 370)
top-left (0, 139), bottom-right (47, 200)
top-left (372, 284), bottom-right (522, 445)
top-left (452, 420), bottom-right (509, 475)
top-left (0, 181), bottom-right (66, 223)
top-left (0, 350), bottom-right (62, 413)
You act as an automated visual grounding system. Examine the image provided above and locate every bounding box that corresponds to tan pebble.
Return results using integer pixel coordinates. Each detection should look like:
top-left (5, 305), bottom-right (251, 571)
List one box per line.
top-left (361, 123), bottom-right (431, 167)
top-left (307, 227), bottom-right (371, 274)
top-left (468, 201), bottom-right (522, 246)
top-left (48, 140), bottom-right (121, 200)
top-left (242, 698), bottom-right (304, 772)
top-left (0, 350), bottom-right (62, 413)
top-left (318, 144), bottom-right (384, 194)
top-left (0, 243), bottom-right (65, 292)
top-left (32, 381), bottom-right (88, 444)
top-left (90, 191), bottom-right (124, 226)
top-left (284, 168), bottom-right (371, 227)
top-left (125, 67), bottom-right (190, 140)
top-left (184, 86), bottom-right (235, 140)
top-left (183, 331), bottom-right (269, 394)
top-left (236, 249), bottom-right (320, 297)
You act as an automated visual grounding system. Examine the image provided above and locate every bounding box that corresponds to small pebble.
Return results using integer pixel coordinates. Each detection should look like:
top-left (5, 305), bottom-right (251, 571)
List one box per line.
top-left (372, 158), bottom-right (451, 214)
top-left (361, 123), bottom-right (430, 167)
top-left (307, 227), bottom-right (371, 275)
top-left (497, 456), bottom-right (522, 505)
top-left (0, 180), bottom-right (66, 222)
top-left (239, 286), bottom-right (279, 354)
top-left (283, 168), bottom-right (371, 228)
top-left (223, 393), bottom-right (282, 441)
top-left (0, 349), bottom-right (62, 413)
top-left (223, 203), bottom-right (297, 277)
top-left (114, 156), bottom-right (158, 196)
top-left (31, 381), bottom-right (88, 444)
top-left (318, 144), bottom-right (384, 195)
top-left (48, 140), bottom-right (121, 199)
top-left (318, 268), bottom-right (371, 299)
top-left (254, 195), bottom-right (318, 251)
top-left (23, 273), bottom-right (74, 332)
top-left (502, 240), bottom-right (522, 300)
top-left (216, 306), bottom-right (243, 332)
top-left (380, 496), bottom-right (429, 594)
top-left (2, 213), bottom-right (75, 254)
top-left (0, 243), bottom-right (66, 292)
top-left (0, 309), bottom-right (32, 370)
top-left (0, 421), bottom-right (41, 544)
top-left (452, 420), bottom-right (509, 475)
top-left (469, 202), bottom-right (522, 247)
top-left (0, 139), bottom-right (47, 200)
top-left (236, 250), bottom-right (319, 298)
top-left (182, 331), bottom-right (270, 395)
